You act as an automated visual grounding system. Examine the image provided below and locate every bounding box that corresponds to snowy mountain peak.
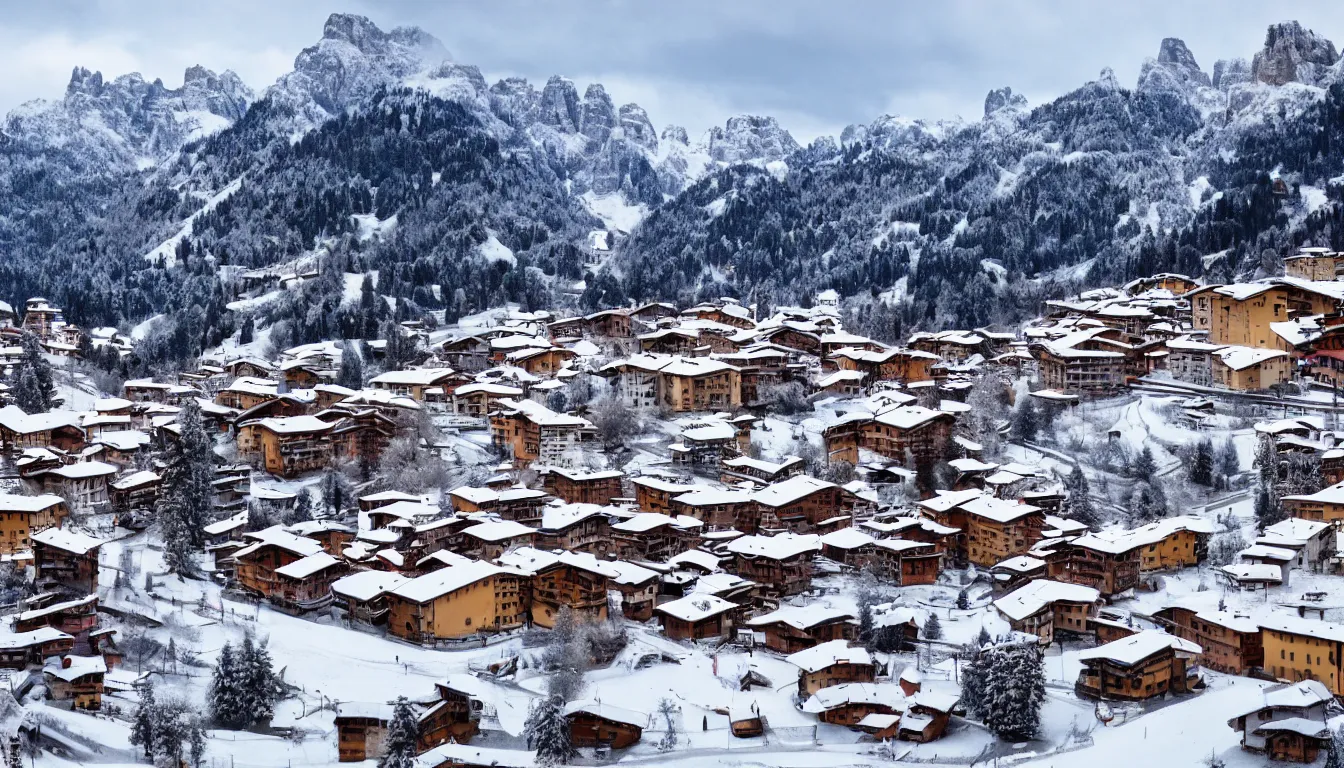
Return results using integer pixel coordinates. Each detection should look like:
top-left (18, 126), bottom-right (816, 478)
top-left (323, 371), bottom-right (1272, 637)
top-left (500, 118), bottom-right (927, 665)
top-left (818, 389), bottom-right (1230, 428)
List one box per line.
top-left (538, 75), bottom-right (582, 132)
top-left (618, 103), bottom-right (658, 152)
top-left (1151, 37), bottom-right (1211, 88)
top-left (269, 13), bottom-right (451, 127)
top-left (1212, 58), bottom-right (1252, 90)
top-left (1252, 21), bottom-right (1339, 86)
top-left (661, 125), bottom-right (689, 145)
top-left (579, 83), bottom-right (616, 144)
top-left (703, 115), bottom-right (799, 164)
top-left (984, 86), bottom-right (1028, 117)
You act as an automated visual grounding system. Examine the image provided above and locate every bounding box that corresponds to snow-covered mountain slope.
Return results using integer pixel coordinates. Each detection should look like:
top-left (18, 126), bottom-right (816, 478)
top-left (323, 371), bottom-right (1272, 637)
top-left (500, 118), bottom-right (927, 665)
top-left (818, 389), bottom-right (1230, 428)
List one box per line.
top-left (4, 16), bottom-right (1344, 354)
top-left (602, 22), bottom-right (1344, 329)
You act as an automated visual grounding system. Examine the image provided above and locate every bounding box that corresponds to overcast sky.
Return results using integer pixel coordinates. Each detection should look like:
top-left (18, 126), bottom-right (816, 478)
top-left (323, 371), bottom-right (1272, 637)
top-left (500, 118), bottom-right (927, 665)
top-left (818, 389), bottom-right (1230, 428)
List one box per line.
top-left (4, 1), bottom-right (1344, 143)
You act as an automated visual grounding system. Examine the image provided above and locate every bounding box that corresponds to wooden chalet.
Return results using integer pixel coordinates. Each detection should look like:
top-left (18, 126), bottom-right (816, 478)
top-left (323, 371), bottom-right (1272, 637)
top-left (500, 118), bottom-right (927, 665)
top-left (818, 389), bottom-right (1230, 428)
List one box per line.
top-left (631, 476), bottom-right (698, 515)
top-left (801, 682), bottom-right (903, 726)
top-left (331, 570), bottom-right (409, 625)
top-left (726, 533), bottom-right (820, 597)
top-left (656, 593), bottom-right (737, 641)
top-left (1074, 631), bottom-right (1202, 701)
top-left (14, 594), bottom-right (98, 637)
top-left (231, 525), bottom-right (328, 605)
top-left (564, 700), bottom-right (646, 749)
top-left (607, 561), bottom-right (659, 621)
top-left (788, 640), bottom-right (879, 697)
top-left (745, 606), bottom-right (856, 654)
top-left (496, 547), bottom-right (617, 628)
top-left (1153, 606), bottom-right (1263, 674)
top-left (1228, 680), bottom-right (1334, 763)
top-left (44, 654), bottom-right (106, 710)
top-left (0, 493), bottom-right (68, 555)
top-left (32, 527), bottom-right (103, 595)
top-left (751, 475), bottom-right (859, 535)
top-left (386, 560), bottom-right (527, 643)
top-left (822, 405), bottom-right (955, 466)
top-left (610, 512), bottom-right (702, 562)
top-left (0, 627), bottom-right (74, 669)
top-left (992, 580), bottom-right (1101, 645)
top-left (540, 468), bottom-right (624, 506)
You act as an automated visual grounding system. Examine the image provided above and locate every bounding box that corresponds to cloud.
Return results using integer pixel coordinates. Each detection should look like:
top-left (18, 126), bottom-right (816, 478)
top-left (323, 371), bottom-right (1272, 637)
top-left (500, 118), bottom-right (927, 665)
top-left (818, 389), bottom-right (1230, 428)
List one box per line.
top-left (4, 1), bottom-right (1344, 144)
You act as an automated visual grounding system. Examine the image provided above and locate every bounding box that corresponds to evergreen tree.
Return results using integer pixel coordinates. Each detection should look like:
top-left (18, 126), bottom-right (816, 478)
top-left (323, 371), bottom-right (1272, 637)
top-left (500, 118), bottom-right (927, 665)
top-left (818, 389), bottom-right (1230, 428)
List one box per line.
top-left (336, 341), bottom-right (365, 390)
top-left (956, 588), bottom-right (970, 610)
top-left (13, 332), bottom-right (56, 413)
top-left (1255, 485), bottom-right (1285, 531)
top-left (284, 491), bottom-right (314, 525)
top-left (1009, 398), bottom-right (1039, 443)
top-left (1131, 446), bottom-right (1157, 479)
top-left (1284, 453), bottom-right (1324, 497)
top-left (924, 613), bottom-right (943, 640)
top-left (131, 678), bottom-right (157, 759)
top-left (525, 695), bottom-right (575, 767)
top-left (156, 398), bottom-right (216, 574)
top-left (1129, 480), bottom-right (1168, 523)
top-left (656, 698), bottom-right (679, 752)
top-left (1190, 439), bottom-right (1215, 486)
top-left (208, 643), bottom-right (248, 728)
top-left (1062, 464), bottom-right (1100, 528)
top-left (970, 643), bottom-right (1045, 741)
top-left (240, 636), bottom-right (283, 724)
top-left (1254, 435), bottom-right (1279, 490)
top-left (379, 697), bottom-right (419, 768)
top-left (1216, 438), bottom-right (1240, 482)
top-left (1325, 724), bottom-right (1344, 768)
top-left (152, 697), bottom-right (208, 768)
top-left (238, 315), bottom-right (254, 345)
top-left (855, 565), bottom-right (879, 649)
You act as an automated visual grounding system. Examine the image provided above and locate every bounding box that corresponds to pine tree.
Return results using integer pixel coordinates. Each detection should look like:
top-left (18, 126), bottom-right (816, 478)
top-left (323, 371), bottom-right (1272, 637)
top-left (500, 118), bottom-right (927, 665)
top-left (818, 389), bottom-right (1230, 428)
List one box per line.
top-left (13, 332), bottom-right (55, 413)
top-left (379, 697), bottom-right (419, 768)
top-left (1325, 724), bottom-right (1344, 768)
top-left (1254, 435), bottom-right (1279, 490)
top-left (284, 491), bottom-right (314, 525)
top-left (525, 695), bottom-right (575, 767)
top-left (656, 698), bottom-right (679, 752)
top-left (238, 315), bottom-right (254, 345)
top-left (974, 643), bottom-right (1045, 741)
top-left (209, 642), bottom-right (248, 728)
top-left (1216, 438), bottom-right (1239, 481)
top-left (1062, 464), bottom-right (1100, 528)
top-left (956, 588), bottom-right (970, 610)
top-left (924, 613), bottom-right (943, 640)
top-left (239, 636), bottom-right (283, 724)
top-left (1129, 480), bottom-right (1168, 523)
top-left (157, 399), bottom-right (216, 573)
top-left (336, 342), bottom-right (364, 389)
top-left (1255, 485), bottom-right (1285, 531)
top-left (131, 678), bottom-right (157, 759)
top-left (1131, 446), bottom-right (1157, 479)
top-left (1190, 439), bottom-right (1215, 486)
top-left (1010, 399), bottom-right (1039, 443)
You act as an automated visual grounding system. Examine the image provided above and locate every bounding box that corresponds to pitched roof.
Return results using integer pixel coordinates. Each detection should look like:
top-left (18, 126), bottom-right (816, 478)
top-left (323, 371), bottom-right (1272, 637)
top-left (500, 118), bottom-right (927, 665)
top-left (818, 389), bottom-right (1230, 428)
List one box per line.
top-left (787, 640), bottom-right (873, 673)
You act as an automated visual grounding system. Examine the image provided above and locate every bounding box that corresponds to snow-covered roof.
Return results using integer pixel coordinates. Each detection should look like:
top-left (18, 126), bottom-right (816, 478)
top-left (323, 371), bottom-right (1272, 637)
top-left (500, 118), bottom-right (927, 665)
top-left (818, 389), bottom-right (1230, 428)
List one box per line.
top-left (332, 570), bottom-right (410, 602)
top-left (801, 683), bottom-right (904, 713)
top-left (994, 579), bottom-right (1100, 621)
top-left (725, 532), bottom-right (821, 560)
top-left (1076, 630), bottom-right (1200, 665)
top-left (1215, 345), bottom-right (1288, 371)
top-left (392, 560), bottom-right (508, 603)
top-left (203, 511), bottom-right (248, 536)
top-left (1220, 563), bottom-right (1284, 583)
top-left (1258, 613), bottom-right (1344, 643)
top-left (109, 470), bottom-right (160, 490)
top-left (1282, 480), bottom-right (1344, 504)
top-left (611, 512), bottom-right (702, 533)
top-left (787, 640), bottom-right (873, 673)
top-left (563, 700), bottom-right (648, 728)
top-left (992, 555), bottom-right (1046, 573)
top-left (31, 527), bottom-right (102, 555)
top-left (0, 493), bottom-right (65, 513)
top-left (44, 655), bottom-right (106, 681)
top-left (746, 605), bottom-right (855, 631)
top-left (752, 475), bottom-right (838, 507)
top-left (818, 527), bottom-right (876, 550)
top-left (0, 627), bottom-right (72, 649)
top-left (414, 744), bottom-right (536, 768)
top-left (605, 560), bottom-right (659, 586)
top-left (656, 593), bottom-right (738, 623)
top-left (1253, 717), bottom-right (1329, 737)
top-left (274, 551), bottom-right (342, 580)
top-left (666, 549), bottom-right (721, 572)
top-left (461, 520), bottom-right (536, 542)
top-left (233, 524), bottom-right (325, 560)
top-left (673, 487), bottom-right (752, 507)
top-left (959, 495), bottom-right (1040, 523)
top-left (256, 415), bottom-right (333, 435)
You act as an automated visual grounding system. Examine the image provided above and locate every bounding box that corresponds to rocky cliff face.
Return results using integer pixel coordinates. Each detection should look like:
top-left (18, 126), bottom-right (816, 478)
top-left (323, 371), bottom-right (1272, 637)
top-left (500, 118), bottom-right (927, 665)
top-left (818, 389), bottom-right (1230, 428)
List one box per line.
top-left (1251, 21), bottom-right (1339, 86)
top-left (4, 63), bottom-right (252, 166)
top-left (983, 86), bottom-right (1028, 117)
top-left (704, 115), bottom-right (799, 164)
